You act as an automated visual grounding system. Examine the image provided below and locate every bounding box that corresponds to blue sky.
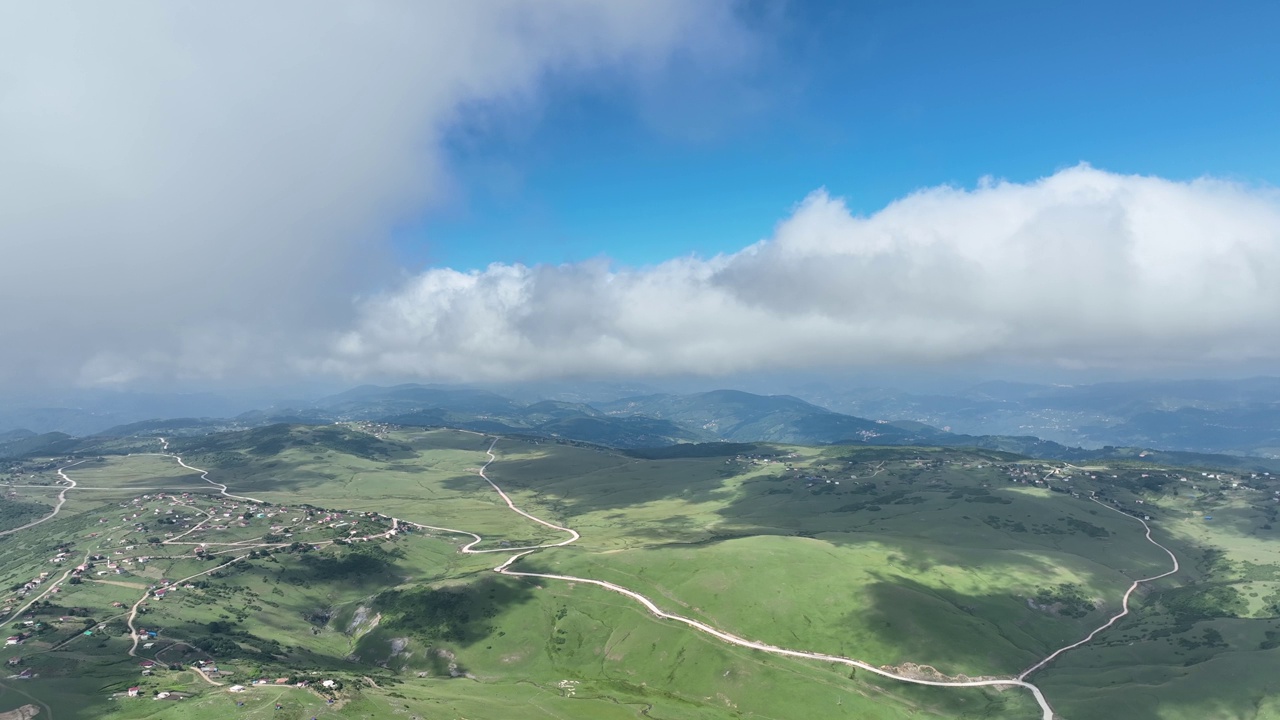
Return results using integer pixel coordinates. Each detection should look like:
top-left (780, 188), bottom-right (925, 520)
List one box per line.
top-left (9, 2), bottom-right (1280, 387)
top-left (404, 0), bottom-right (1280, 270)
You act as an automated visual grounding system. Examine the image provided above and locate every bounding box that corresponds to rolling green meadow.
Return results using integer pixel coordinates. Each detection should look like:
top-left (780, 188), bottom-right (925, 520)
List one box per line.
top-left (2, 425), bottom-right (1279, 719)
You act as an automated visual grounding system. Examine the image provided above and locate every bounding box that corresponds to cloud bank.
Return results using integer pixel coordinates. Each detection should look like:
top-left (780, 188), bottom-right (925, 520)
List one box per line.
top-left (329, 165), bottom-right (1280, 380)
top-left (0, 1), bottom-right (744, 386)
top-left (6, 6), bottom-right (1279, 387)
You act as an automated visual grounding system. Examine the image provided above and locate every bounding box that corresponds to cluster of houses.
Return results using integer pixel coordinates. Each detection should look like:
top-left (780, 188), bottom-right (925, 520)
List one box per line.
top-left (7, 613), bottom-right (99, 648)
top-left (6, 570), bottom-right (54, 608)
top-left (40, 550), bottom-right (125, 583)
top-left (126, 664), bottom-right (344, 700)
top-left (115, 490), bottom-right (393, 547)
top-left (233, 676), bottom-right (339, 690)
top-left (1, 474), bottom-right (403, 705)
top-left (1, 460), bottom-right (59, 481)
top-left (736, 453), bottom-right (855, 490)
top-left (732, 451), bottom-right (801, 467)
top-left (349, 421), bottom-right (393, 439)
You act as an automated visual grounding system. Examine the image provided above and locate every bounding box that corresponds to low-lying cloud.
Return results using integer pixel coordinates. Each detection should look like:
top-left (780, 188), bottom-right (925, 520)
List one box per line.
top-left (328, 165), bottom-right (1280, 380)
top-left (0, 1), bottom-right (745, 387)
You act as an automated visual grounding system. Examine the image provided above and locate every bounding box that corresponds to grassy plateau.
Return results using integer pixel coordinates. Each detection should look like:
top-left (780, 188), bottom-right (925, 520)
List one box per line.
top-left (0, 424), bottom-right (1277, 719)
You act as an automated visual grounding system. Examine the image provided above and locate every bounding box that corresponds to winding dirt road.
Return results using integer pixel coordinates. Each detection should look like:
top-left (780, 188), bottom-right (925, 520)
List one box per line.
top-left (409, 441), bottom-right (1088, 717)
top-left (1018, 496), bottom-right (1181, 680)
top-left (150, 440), bottom-right (263, 504)
top-left (125, 553), bottom-right (251, 657)
top-left (412, 440), bottom-right (1183, 719)
top-left (1, 545), bottom-right (92, 627)
top-left (23, 436), bottom-right (1182, 718)
top-left (0, 461), bottom-right (86, 539)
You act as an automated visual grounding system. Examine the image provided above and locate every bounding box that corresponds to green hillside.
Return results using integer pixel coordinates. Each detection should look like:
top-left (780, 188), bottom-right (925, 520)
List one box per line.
top-left (1, 426), bottom-right (1278, 719)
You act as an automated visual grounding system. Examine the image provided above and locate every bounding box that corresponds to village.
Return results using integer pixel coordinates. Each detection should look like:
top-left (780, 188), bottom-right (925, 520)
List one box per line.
top-left (721, 448), bottom-right (1280, 535)
top-left (0, 469), bottom-right (404, 706)
top-left (3, 440), bottom-right (1278, 717)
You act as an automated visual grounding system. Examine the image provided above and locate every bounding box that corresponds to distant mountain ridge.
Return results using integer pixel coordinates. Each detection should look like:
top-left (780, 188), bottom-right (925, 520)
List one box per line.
top-left (792, 377), bottom-right (1280, 457)
top-left (0, 430), bottom-right (77, 459)
top-left (595, 389), bottom-right (939, 445)
top-left (6, 380), bottom-right (1280, 469)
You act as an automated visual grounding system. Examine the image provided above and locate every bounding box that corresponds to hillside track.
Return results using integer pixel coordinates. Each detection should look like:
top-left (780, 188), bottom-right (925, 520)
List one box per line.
top-left (1018, 496), bottom-right (1180, 680)
top-left (22, 434), bottom-right (1184, 719)
top-left (0, 460), bottom-right (87, 538)
top-left (411, 440), bottom-right (1069, 717)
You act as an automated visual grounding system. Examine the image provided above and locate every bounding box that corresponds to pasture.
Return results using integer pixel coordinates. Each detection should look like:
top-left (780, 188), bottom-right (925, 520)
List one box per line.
top-left (2, 426), bottom-right (1279, 719)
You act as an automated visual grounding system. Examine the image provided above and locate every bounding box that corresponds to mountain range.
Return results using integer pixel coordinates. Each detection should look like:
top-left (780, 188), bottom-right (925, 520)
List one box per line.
top-left (5, 382), bottom-right (1280, 473)
top-left (791, 377), bottom-right (1280, 457)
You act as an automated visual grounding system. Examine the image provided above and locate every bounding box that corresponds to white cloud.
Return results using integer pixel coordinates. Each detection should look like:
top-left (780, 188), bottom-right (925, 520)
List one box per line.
top-left (0, 1), bottom-right (745, 386)
top-left (328, 165), bottom-right (1280, 380)
top-left (8, 6), bottom-right (1278, 388)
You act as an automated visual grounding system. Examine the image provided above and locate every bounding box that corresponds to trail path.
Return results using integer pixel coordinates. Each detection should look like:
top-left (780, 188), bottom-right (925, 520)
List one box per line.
top-left (2, 559), bottom-right (83, 627)
top-left (152, 641), bottom-right (223, 686)
top-left (139, 440), bottom-right (264, 504)
top-left (2, 524), bottom-right (94, 626)
top-left (160, 506), bottom-right (217, 545)
top-left (0, 461), bottom-right (86, 538)
top-left (409, 441), bottom-right (1073, 716)
top-left (1018, 496), bottom-right (1180, 680)
top-left (126, 553), bottom-right (250, 657)
top-left (108, 440), bottom-right (399, 657)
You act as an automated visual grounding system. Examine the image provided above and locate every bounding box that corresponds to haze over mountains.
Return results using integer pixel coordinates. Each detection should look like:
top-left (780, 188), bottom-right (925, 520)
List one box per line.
top-left (4, 377), bottom-right (1280, 464)
top-left (796, 377), bottom-right (1280, 456)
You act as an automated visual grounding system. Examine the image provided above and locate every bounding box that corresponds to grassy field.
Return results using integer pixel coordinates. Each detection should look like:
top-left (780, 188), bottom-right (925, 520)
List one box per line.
top-left (1, 426), bottom-right (1278, 719)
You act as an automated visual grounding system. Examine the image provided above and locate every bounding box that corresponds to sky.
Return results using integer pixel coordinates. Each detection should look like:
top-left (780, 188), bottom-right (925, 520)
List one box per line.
top-left (3, 1), bottom-right (1280, 392)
